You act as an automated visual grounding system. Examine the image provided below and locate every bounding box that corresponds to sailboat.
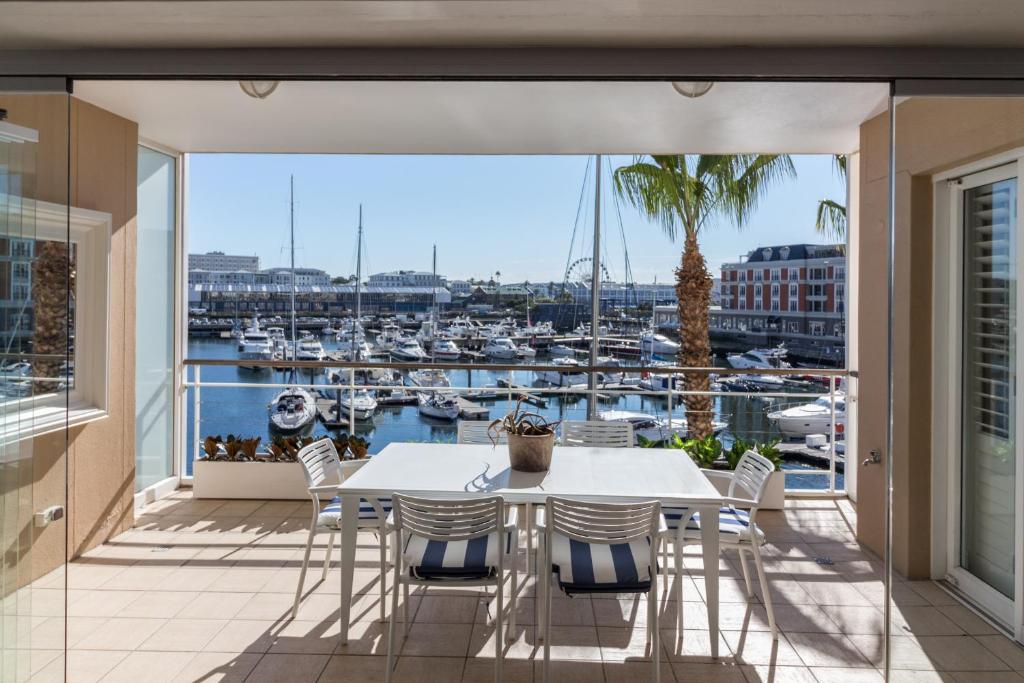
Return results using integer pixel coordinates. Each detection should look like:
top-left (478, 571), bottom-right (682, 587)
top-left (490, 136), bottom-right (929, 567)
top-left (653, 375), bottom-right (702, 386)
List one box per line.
top-left (268, 175), bottom-right (316, 437)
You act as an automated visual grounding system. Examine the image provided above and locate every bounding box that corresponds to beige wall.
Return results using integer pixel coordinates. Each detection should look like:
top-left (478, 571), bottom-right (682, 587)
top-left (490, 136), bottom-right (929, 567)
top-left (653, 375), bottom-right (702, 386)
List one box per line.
top-left (857, 97), bottom-right (1024, 578)
top-left (2, 94), bottom-right (138, 582)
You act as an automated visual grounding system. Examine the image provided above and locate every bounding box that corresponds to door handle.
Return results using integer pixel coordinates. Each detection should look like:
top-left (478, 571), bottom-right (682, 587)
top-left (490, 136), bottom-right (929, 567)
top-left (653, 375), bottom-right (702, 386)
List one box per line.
top-left (862, 449), bottom-right (882, 466)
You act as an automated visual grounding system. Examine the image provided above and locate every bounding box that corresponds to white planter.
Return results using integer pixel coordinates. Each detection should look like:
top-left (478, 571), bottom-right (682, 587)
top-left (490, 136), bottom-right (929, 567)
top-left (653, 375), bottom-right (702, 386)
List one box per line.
top-left (708, 469), bottom-right (786, 510)
top-left (193, 460), bottom-right (310, 500)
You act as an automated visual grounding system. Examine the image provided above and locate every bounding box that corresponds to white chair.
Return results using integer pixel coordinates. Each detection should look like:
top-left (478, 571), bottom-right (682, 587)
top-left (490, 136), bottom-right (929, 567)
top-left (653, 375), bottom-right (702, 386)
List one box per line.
top-left (385, 494), bottom-right (518, 683)
top-left (536, 497), bottom-right (663, 683)
top-left (560, 420), bottom-right (634, 447)
top-left (292, 438), bottom-right (391, 621)
top-left (660, 450), bottom-right (778, 639)
top-left (457, 420), bottom-right (508, 445)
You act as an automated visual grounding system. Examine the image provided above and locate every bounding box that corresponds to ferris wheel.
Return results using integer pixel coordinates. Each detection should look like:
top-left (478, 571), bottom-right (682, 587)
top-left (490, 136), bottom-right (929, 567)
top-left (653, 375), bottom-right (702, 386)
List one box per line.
top-left (563, 257), bottom-right (611, 288)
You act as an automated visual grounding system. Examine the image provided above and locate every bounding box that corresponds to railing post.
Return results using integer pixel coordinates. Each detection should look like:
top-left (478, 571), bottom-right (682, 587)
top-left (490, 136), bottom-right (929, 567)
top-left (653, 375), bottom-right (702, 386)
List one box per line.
top-left (829, 374), bottom-right (837, 493)
top-left (193, 365), bottom-right (201, 467)
top-left (349, 366), bottom-right (356, 432)
top-left (666, 375), bottom-right (673, 432)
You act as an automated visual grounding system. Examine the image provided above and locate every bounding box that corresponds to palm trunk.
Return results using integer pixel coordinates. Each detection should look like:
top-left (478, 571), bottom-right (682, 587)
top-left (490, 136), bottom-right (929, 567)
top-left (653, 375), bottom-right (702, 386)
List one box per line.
top-left (32, 240), bottom-right (72, 394)
top-left (674, 231), bottom-right (713, 439)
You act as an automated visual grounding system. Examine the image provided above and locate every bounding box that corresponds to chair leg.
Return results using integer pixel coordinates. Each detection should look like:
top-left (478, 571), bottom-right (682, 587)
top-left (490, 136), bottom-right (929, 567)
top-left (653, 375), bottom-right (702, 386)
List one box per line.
top-left (495, 568), bottom-right (504, 683)
top-left (379, 525), bottom-right (389, 623)
top-left (524, 503), bottom-right (533, 575)
top-left (384, 565), bottom-right (402, 683)
top-left (650, 575), bottom-right (660, 683)
top-left (322, 531), bottom-right (336, 582)
top-left (737, 547), bottom-right (754, 598)
top-left (661, 538), bottom-right (669, 592)
top-left (291, 524), bottom-right (317, 619)
top-left (507, 561), bottom-right (519, 642)
top-left (403, 583), bottom-right (411, 637)
top-left (674, 541), bottom-right (685, 639)
top-left (542, 556), bottom-right (553, 683)
top-left (750, 542), bottom-right (777, 639)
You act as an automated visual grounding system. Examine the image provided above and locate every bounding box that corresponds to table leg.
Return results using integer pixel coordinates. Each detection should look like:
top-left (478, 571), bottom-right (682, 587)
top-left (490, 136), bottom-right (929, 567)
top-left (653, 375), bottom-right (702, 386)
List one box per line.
top-left (699, 504), bottom-right (720, 658)
top-left (338, 495), bottom-right (360, 644)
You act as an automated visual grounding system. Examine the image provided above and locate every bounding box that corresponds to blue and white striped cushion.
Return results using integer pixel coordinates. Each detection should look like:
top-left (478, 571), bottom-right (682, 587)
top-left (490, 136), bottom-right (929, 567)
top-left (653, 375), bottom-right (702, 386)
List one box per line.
top-left (664, 506), bottom-right (764, 542)
top-left (318, 496), bottom-right (393, 529)
top-left (403, 530), bottom-right (515, 580)
top-left (549, 532), bottom-right (654, 594)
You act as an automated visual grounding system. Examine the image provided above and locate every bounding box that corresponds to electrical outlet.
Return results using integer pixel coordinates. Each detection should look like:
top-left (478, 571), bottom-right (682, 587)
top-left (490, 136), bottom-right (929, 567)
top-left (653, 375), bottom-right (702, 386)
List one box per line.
top-left (34, 505), bottom-right (64, 527)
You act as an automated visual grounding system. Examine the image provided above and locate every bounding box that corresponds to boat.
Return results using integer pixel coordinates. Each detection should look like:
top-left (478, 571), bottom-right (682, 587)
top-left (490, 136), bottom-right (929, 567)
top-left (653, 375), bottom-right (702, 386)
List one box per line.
top-left (417, 391), bottom-right (461, 421)
top-left (597, 410), bottom-right (728, 444)
top-left (535, 357), bottom-right (587, 386)
top-left (573, 322), bottom-right (608, 337)
top-left (516, 344), bottom-right (537, 359)
top-left (548, 344), bottom-right (577, 358)
top-left (295, 336), bottom-right (325, 361)
top-left (727, 345), bottom-right (791, 370)
top-left (595, 356), bottom-right (625, 383)
top-left (268, 387), bottom-right (316, 437)
top-left (483, 337), bottom-right (518, 360)
top-left (431, 338), bottom-right (462, 361)
top-left (640, 331), bottom-right (680, 357)
top-left (239, 340), bottom-right (274, 370)
top-left (336, 388), bottom-right (378, 421)
top-left (375, 323), bottom-right (405, 351)
top-left (444, 316), bottom-right (477, 338)
top-left (243, 317), bottom-right (270, 343)
top-left (716, 373), bottom-right (787, 393)
top-left (521, 321), bottom-right (554, 336)
top-left (768, 393), bottom-right (847, 439)
top-left (337, 340), bottom-right (374, 362)
top-left (408, 368), bottom-right (451, 389)
top-left (391, 338), bottom-right (428, 362)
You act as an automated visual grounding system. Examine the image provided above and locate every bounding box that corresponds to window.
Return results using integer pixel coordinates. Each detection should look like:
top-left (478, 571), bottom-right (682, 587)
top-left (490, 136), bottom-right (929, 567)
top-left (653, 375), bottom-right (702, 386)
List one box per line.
top-left (809, 266), bottom-right (827, 280)
top-left (739, 271), bottom-right (747, 282)
top-left (835, 283), bottom-right (845, 313)
top-left (754, 284), bottom-right (762, 298)
top-left (789, 283), bottom-right (798, 299)
top-left (770, 268), bottom-right (781, 281)
top-left (810, 321), bottom-right (825, 336)
top-left (789, 268), bottom-right (800, 281)
top-left (754, 270), bottom-right (763, 282)
top-left (834, 265), bottom-right (846, 280)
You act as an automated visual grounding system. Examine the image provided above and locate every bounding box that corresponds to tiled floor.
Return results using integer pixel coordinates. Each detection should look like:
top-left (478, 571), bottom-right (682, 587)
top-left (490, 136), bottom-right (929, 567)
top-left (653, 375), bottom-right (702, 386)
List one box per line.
top-left (17, 491), bottom-right (1024, 682)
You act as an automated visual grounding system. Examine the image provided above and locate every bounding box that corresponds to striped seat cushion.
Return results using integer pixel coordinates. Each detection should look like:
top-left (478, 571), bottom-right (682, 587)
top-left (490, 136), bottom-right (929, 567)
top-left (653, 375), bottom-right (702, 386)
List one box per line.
top-left (548, 532), bottom-right (654, 595)
top-left (402, 530), bottom-right (515, 580)
top-left (663, 506), bottom-right (764, 543)
top-left (318, 496), bottom-right (392, 529)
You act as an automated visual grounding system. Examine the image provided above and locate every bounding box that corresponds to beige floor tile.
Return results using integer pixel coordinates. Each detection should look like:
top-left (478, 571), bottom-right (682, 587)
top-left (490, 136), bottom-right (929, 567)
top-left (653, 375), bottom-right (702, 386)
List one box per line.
top-left (139, 618), bottom-right (230, 652)
top-left (907, 582), bottom-right (961, 607)
top-left (463, 657), bottom-right (535, 682)
top-left (67, 590), bottom-right (143, 618)
top-left (847, 635), bottom-right (936, 671)
top-left (205, 568), bottom-right (278, 593)
top-left (74, 617), bottom-right (167, 651)
top-left (172, 651), bottom-right (262, 682)
top-left (100, 566), bottom-right (186, 592)
top-left (153, 566), bottom-right (230, 592)
top-left (246, 652), bottom-right (331, 682)
top-left (176, 590), bottom-right (254, 619)
top-left (604, 659), bottom-right (676, 682)
top-left (334, 619), bottom-right (389, 656)
top-left (917, 635), bottom-right (1013, 671)
top-left (936, 605), bottom-right (1000, 636)
top-left (976, 634), bottom-right (1024, 670)
top-left (785, 632), bottom-right (873, 668)
top-left (741, 664), bottom-right (819, 683)
top-left (269, 618), bottom-right (341, 654)
top-left (722, 630), bottom-right (804, 667)
top-left (819, 605), bottom-right (884, 635)
top-left (947, 673), bottom-right (1024, 683)
top-left (115, 590), bottom-right (198, 619)
top-left (809, 667), bottom-right (885, 682)
top-left (596, 626), bottom-right (667, 663)
top-left (202, 619), bottom-right (276, 653)
top-left (391, 655), bottom-right (468, 682)
top-left (399, 622), bottom-right (475, 658)
top-left (537, 626), bottom-right (603, 661)
top-left (416, 594), bottom-right (483, 624)
top-left (533, 659), bottom-right (604, 683)
top-left (894, 606), bottom-right (966, 637)
top-left (100, 650), bottom-right (196, 683)
top-left (43, 649), bottom-right (129, 683)
top-left (468, 622), bottom-right (539, 661)
top-left (318, 654), bottom-right (388, 681)
top-left (661, 628), bottom-right (732, 662)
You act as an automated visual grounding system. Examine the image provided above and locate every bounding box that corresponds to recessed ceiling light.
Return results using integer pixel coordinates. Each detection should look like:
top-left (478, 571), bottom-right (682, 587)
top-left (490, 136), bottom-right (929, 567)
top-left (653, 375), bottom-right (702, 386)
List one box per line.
top-left (239, 81), bottom-right (280, 100)
top-left (671, 82), bottom-right (715, 99)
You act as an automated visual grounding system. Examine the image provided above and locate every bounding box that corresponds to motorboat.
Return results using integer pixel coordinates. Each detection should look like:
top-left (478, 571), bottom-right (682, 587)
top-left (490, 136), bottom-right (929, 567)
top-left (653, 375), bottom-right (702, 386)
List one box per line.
top-left (716, 374), bottom-right (787, 393)
top-left (535, 357), bottom-right (587, 386)
top-left (243, 318), bottom-right (270, 343)
top-left (336, 322), bottom-right (366, 344)
top-left (239, 340), bottom-right (274, 370)
top-left (483, 337), bottom-right (519, 360)
top-left (639, 361), bottom-right (683, 392)
top-left (597, 410), bottom-right (728, 444)
top-left (548, 344), bottom-right (577, 358)
top-left (640, 332), bottom-right (680, 357)
top-left (516, 344), bottom-right (537, 359)
top-left (295, 336), bottom-right (325, 361)
top-left (336, 388), bottom-right (378, 421)
top-left (444, 316), bottom-right (476, 338)
top-left (431, 339), bottom-right (462, 361)
top-left (391, 339), bottom-right (428, 362)
top-left (337, 340), bottom-right (374, 362)
top-left (408, 368), bottom-right (451, 389)
top-left (727, 345), bottom-right (791, 370)
top-left (417, 392), bottom-right (460, 421)
top-left (521, 321), bottom-right (554, 336)
top-left (768, 393), bottom-right (847, 439)
top-left (573, 322), bottom-right (608, 337)
top-left (375, 323), bottom-right (405, 351)
top-left (268, 387), bottom-right (316, 437)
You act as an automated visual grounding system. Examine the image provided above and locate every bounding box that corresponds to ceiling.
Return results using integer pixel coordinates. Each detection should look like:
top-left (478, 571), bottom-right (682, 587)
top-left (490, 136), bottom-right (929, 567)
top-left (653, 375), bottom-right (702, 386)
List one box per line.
top-left (75, 80), bottom-right (888, 154)
top-left (3, 1), bottom-right (1024, 49)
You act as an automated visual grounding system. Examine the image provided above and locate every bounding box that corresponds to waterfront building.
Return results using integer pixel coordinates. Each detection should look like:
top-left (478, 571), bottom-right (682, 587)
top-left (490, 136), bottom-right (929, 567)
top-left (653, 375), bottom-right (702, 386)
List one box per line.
top-left (368, 269), bottom-right (446, 288)
top-left (189, 283), bottom-right (451, 315)
top-left (187, 250), bottom-right (259, 272)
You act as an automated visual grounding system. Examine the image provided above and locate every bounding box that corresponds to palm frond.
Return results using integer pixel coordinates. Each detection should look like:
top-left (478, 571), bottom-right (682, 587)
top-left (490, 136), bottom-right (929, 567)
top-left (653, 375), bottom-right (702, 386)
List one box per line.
top-left (815, 198), bottom-right (847, 239)
top-left (612, 160), bottom-right (688, 241)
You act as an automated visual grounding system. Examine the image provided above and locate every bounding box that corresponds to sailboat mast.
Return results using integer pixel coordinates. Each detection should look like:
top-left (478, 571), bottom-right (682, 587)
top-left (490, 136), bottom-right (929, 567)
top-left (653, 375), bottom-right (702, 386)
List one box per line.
top-left (289, 175), bottom-right (297, 350)
top-left (588, 155), bottom-right (602, 419)
top-left (353, 205), bottom-right (363, 357)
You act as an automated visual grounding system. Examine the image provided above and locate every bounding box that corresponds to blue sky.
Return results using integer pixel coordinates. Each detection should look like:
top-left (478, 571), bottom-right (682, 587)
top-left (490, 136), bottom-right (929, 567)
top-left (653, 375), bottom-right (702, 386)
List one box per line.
top-left (186, 154), bottom-right (844, 283)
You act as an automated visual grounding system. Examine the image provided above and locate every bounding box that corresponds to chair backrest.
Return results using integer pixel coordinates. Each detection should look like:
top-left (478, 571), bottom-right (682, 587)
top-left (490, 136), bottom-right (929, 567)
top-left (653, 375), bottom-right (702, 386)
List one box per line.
top-left (544, 497), bottom-right (661, 546)
top-left (730, 450), bottom-right (776, 504)
top-left (457, 421), bottom-right (507, 445)
top-left (391, 493), bottom-right (505, 543)
top-left (296, 438), bottom-right (343, 489)
top-left (561, 420), bottom-right (634, 448)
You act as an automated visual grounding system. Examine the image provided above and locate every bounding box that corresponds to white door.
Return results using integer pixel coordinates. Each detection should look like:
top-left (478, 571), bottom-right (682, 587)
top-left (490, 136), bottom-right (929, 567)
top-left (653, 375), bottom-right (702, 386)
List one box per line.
top-left (949, 162), bottom-right (1022, 632)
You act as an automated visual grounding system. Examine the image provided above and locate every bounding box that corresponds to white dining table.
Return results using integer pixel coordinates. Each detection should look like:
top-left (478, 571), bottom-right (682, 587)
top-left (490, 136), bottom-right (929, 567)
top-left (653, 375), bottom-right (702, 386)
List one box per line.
top-left (333, 442), bottom-right (725, 655)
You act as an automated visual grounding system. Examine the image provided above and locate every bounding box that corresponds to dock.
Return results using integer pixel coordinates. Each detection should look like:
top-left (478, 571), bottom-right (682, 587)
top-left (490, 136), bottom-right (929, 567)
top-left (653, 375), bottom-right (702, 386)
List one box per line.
top-left (495, 379), bottom-right (548, 408)
top-left (315, 396), bottom-right (350, 429)
top-left (455, 396), bottom-right (490, 420)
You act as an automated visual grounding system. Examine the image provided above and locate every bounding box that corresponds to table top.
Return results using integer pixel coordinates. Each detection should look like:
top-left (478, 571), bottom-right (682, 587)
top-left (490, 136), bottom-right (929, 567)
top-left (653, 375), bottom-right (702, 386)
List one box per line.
top-left (338, 442), bottom-right (723, 505)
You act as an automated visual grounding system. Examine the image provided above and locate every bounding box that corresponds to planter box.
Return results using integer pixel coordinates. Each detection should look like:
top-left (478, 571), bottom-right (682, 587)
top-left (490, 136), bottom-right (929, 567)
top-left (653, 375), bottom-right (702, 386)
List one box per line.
top-left (708, 470), bottom-right (786, 510)
top-left (193, 460), bottom-right (311, 500)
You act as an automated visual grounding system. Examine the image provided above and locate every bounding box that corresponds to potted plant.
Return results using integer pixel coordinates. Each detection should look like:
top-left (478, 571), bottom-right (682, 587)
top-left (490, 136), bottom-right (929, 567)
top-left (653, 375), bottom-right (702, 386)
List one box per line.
top-left (488, 396), bottom-right (559, 472)
top-left (194, 433), bottom-right (312, 500)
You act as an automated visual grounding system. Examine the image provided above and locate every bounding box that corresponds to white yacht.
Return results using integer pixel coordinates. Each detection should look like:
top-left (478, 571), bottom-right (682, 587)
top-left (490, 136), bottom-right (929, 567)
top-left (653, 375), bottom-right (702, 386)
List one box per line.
top-left (391, 339), bottom-right (428, 362)
top-left (336, 322), bottom-right (366, 344)
top-left (548, 344), bottom-right (577, 358)
top-left (597, 410), bottom-right (728, 444)
top-left (266, 326), bottom-right (286, 342)
top-left (516, 344), bottom-right (537, 359)
top-left (239, 340), bottom-right (274, 370)
top-left (337, 388), bottom-right (378, 421)
top-left (268, 387), bottom-right (316, 437)
top-left (244, 318), bottom-right (270, 343)
top-left (522, 321), bottom-right (554, 336)
top-left (640, 332), bottom-right (680, 357)
top-left (483, 337), bottom-right (519, 360)
top-left (536, 357), bottom-right (588, 386)
top-left (573, 322), bottom-right (608, 337)
top-left (375, 323), bottom-right (405, 351)
top-left (417, 392), bottom-right (461, 421)
top-left (337, 340), bottom-right (374, 362)
top-left (727, 345), bottom-right (791, 370)
top-left (408, 368), bottom-right (451, 389)
top-left (431, 339), bottom-right (461, 361)
top-left (768, 393), bottom-right (847, 439)
top-left (444, 316), bottom-right (476, 338)
top-left (295, 336), bottom-right (325, 361)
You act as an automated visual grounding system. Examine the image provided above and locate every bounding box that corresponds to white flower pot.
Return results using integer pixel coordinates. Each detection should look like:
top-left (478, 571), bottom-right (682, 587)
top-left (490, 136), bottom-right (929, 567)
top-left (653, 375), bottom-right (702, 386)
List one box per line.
top-left (708, 469), bottom-right (786, 510)
top-left (193, 460), bottom-right (310, 500)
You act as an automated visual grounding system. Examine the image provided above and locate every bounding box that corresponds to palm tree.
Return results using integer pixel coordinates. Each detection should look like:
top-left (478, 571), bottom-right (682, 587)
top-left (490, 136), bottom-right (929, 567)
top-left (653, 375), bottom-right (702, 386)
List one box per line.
top-left (614, 155), bottom-right (796, 438)
top-left (815, 155), bottom-right (847, 240)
